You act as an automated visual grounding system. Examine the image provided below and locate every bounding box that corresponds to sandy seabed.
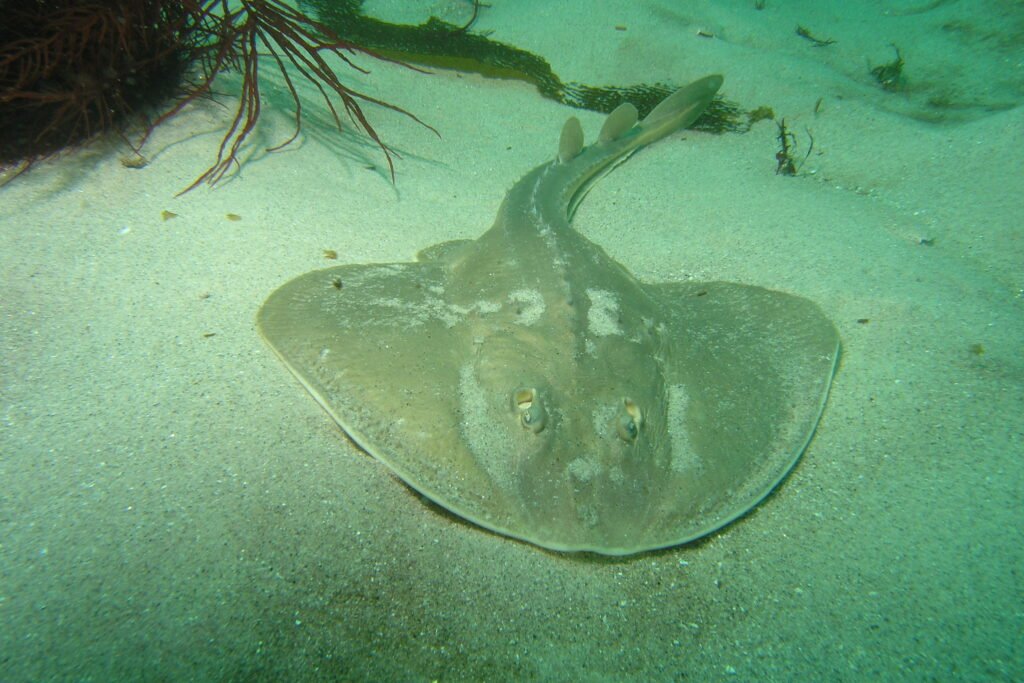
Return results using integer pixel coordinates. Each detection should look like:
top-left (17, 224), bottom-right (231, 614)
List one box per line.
top-left (1, 1), bottom-right (1021, 680)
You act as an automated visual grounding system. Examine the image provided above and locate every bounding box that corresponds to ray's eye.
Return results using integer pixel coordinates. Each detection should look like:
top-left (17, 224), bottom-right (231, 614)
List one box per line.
top-left (615, 398), bottom-right (642, 442)
top-left (512, 387), bottom-right (547, 434)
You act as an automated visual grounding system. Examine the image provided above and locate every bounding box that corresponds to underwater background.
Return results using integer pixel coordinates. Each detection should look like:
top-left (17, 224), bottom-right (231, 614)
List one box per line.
top-left (1, 0), bottom-right (1021, 680)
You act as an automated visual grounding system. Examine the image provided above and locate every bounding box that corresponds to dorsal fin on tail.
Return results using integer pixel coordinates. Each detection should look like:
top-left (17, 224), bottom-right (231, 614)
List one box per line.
top-left (558, 117), bottom-right (584, 163)
top-left (599, 102), bottom-right (639, 143)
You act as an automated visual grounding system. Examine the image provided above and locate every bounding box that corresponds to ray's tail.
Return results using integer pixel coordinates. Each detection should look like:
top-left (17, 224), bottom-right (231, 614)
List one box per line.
top-left (549, 74), bottom-right (723, 220)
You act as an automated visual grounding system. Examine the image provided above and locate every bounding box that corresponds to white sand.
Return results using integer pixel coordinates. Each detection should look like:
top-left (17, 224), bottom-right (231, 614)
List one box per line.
top-left (2, 0), bottom-right (1021, 679)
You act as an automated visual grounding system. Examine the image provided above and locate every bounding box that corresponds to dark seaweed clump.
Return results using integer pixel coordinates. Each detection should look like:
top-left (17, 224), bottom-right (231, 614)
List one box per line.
top-left (0, 0), bottom-right (428, 191)
top-left (0, 0), bottom-right (192, 166)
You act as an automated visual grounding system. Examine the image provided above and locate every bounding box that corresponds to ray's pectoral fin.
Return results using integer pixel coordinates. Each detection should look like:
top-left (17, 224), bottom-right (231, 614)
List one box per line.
top-left (648, 281), bottom-right (839, 491)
